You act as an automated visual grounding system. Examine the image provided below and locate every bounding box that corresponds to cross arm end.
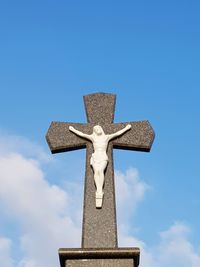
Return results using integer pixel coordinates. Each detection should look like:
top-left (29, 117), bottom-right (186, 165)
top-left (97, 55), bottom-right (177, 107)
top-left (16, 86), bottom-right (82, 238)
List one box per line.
top-left (46, 121), bottom-right (88, 154)
top-left (112, 120), bottom-right (155, 152)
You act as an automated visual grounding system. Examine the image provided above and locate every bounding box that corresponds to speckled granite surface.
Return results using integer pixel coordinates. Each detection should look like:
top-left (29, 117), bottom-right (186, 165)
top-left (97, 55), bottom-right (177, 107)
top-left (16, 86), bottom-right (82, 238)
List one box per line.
top-left (66, 259), bottom-right (134, 267)
top-left (46, 93), bottom-right (155, 266)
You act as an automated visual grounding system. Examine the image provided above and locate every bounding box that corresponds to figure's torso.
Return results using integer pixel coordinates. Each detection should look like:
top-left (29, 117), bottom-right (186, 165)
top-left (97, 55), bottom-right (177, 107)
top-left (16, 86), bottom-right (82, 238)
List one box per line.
top-left (92, 135), bottom-right (109, 152)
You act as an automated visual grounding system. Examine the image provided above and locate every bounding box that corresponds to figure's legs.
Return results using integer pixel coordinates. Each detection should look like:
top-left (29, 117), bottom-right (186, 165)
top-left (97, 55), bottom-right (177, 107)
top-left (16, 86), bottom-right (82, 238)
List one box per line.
top-left (92, 161), bottom-right (107, 208)
top-left (94, 171), bottom-right (103, 194)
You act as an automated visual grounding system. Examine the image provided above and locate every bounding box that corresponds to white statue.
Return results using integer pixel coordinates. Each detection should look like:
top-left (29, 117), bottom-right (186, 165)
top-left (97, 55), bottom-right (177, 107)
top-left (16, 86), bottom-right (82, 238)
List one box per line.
top-left (69, 124), bottom-right (131, 208)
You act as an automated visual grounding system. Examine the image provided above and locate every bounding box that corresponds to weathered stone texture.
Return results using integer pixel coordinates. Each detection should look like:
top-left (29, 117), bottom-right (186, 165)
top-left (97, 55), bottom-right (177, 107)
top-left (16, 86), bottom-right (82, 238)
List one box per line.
top-left (46, 93), bottom-right (155, 267)
top-left (66, 259), bottom-right (134, 267)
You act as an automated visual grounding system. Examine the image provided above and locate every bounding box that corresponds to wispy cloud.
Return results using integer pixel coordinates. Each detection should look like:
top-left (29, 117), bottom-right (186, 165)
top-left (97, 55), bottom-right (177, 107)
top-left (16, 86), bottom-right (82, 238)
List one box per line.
top-left (0, 237), bottom-right (13, 267)
top-left (0, 131), bottom-right (52, 163)
top-left (115, 168), bottom-right (151, 236)
top-left (155, 222), bottom-right (200, 267)
top-left (115, 168), bottom-right (150, 216)
top-left (120, 221), bottom-right (200, 267)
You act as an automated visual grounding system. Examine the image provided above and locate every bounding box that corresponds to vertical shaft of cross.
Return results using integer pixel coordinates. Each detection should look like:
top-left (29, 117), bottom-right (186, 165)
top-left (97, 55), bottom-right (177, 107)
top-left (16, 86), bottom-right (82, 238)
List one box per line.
top-left (82, 93), bottom-right (118, 248)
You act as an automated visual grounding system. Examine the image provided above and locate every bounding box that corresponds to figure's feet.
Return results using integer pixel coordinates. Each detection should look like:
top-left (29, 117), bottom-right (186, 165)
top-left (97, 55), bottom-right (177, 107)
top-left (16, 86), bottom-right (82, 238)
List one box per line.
top-left (96, 192), bottom-right (104, 208)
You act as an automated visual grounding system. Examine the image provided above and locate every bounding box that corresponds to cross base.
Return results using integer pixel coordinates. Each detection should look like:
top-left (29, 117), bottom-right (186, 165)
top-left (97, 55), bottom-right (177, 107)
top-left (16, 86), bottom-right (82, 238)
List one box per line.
top-left (59, 248), bottom-right (140, 267)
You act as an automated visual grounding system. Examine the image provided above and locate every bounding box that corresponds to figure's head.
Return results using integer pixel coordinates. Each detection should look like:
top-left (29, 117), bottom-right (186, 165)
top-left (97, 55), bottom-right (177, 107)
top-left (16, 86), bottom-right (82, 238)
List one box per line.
top-left (93, 125), bottom-right (103, 136)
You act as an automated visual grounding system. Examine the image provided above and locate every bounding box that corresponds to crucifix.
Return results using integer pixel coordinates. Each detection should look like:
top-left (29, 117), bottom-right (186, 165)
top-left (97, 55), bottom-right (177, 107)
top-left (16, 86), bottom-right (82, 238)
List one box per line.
top-left (46, 93), bottom-right (155, 267)
top-left (69, 123), bottom-right (132, 208)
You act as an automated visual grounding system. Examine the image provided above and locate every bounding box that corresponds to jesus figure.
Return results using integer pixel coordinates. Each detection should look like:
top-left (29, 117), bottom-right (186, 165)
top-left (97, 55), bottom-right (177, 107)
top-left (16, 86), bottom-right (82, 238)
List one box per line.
top-left (69, 124), bottom-right (131, 208)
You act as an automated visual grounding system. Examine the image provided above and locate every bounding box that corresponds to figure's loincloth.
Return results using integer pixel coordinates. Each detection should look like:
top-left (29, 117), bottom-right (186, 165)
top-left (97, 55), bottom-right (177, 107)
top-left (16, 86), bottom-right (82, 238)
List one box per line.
top-left (90, 151), bottom-right (108, 165)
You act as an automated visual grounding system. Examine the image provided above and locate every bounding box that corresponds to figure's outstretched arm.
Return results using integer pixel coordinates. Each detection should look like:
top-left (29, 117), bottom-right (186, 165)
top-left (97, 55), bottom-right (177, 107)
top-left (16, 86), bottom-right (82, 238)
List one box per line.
top-left (69, 126), bottom-right (92, 141)
top-left (108, 124), bottom-right (131, 141)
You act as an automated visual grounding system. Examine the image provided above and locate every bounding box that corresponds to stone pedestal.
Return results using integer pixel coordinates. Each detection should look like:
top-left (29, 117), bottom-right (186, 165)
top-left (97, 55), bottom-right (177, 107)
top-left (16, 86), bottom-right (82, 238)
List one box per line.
top-left (59, 248), bottom-right (140, 267)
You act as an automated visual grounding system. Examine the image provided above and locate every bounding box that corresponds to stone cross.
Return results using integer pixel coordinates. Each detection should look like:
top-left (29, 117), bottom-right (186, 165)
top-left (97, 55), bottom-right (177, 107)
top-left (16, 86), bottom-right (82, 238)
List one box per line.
top-left (46, 93), bottom-right (155, 267)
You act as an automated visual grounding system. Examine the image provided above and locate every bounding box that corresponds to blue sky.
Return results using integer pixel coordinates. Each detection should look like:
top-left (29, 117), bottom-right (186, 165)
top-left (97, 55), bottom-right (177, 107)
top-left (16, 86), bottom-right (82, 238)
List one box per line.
top-left (0, 1), bottom-right (200, 267)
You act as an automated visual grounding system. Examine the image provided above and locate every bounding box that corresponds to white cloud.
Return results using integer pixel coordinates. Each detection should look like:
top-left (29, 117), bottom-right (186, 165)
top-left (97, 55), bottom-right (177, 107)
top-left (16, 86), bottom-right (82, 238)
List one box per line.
top-left (0, 131), bottom-right (51, 163)
top-left (115, 168), bottom-right (150, 212)
top-left (155, 222), bottom-right (200, 267)
top-left (0, 237), bottom-right (14, 267)
top-left (115, 168), bottom-right (150, 234)
top-left (115, 168), bottom-right (156, 267)
top-left (119, 221), bottom-right (200, 267)
top-left (0, 135), bottom-right (81, 267)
